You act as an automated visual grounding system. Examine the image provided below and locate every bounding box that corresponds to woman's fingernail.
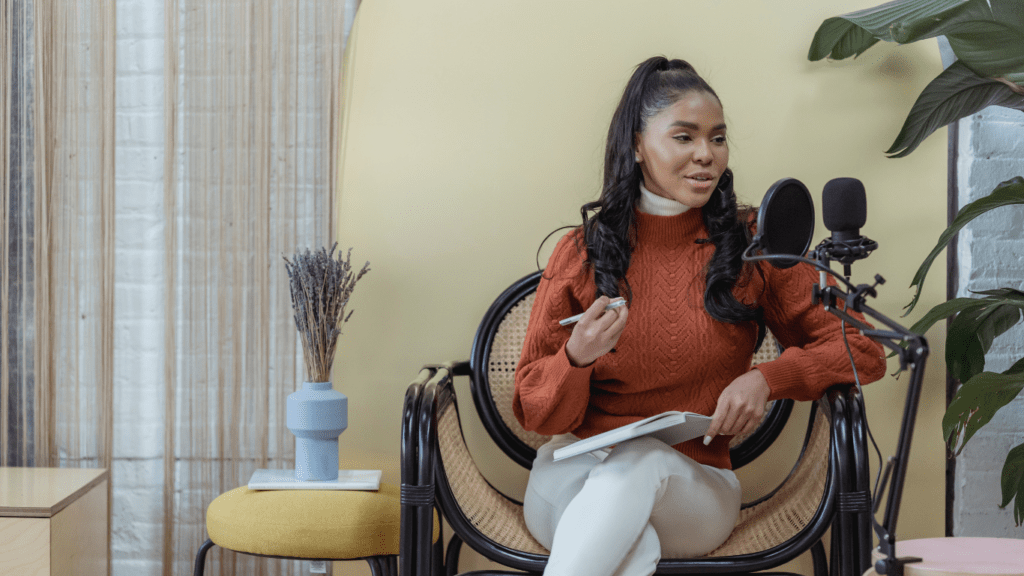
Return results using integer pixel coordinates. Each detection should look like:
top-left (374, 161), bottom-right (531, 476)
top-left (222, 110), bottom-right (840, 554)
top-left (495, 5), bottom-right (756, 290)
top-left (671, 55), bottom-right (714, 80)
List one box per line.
top-left (703, 435), bottom-right (712, 446)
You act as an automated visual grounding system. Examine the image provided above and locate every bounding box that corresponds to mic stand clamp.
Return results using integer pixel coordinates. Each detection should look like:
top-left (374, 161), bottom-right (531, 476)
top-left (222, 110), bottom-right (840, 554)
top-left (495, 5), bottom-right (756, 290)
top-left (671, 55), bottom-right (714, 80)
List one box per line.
top-left (875, 536), bottom-right (922, 576)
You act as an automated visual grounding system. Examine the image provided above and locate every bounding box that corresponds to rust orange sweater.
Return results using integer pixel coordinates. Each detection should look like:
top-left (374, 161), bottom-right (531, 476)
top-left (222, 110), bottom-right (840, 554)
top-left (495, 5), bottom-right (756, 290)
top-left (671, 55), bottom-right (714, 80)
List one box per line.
top-left (512, 207), bottom-right (887, 469)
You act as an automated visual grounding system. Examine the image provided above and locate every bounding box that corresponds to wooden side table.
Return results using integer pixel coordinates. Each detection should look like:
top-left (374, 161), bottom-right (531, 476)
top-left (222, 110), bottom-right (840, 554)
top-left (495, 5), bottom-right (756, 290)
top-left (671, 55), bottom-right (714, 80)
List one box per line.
top-left (0, 467), bottom-right (109, 576)
top-left (865, 537), bottom-right (1024, 576)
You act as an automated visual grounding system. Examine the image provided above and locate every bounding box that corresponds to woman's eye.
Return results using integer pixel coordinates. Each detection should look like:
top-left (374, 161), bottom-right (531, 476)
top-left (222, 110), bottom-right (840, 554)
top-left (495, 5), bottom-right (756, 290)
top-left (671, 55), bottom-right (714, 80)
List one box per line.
top-left (713, 136), bottom-right (727, 144)
top-left (673, 134), bottom-right (692, 142)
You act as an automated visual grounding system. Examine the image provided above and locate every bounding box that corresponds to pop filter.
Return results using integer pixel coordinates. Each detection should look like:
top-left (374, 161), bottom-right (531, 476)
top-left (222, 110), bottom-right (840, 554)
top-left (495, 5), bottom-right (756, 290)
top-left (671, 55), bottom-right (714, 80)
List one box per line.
top-left (750, 178), bottom-right (814, 269)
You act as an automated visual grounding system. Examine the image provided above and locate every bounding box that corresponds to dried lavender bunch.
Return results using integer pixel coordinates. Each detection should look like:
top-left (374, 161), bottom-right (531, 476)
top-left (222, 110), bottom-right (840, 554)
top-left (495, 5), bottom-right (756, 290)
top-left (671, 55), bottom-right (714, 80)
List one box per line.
top-left (283, 244), bottom-right (370, 382)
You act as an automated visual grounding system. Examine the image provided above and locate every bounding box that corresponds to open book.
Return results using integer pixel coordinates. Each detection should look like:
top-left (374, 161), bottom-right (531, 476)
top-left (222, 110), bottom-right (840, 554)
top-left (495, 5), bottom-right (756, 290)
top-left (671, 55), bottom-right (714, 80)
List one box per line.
top-left (552, 411), bottom-right (713, 462)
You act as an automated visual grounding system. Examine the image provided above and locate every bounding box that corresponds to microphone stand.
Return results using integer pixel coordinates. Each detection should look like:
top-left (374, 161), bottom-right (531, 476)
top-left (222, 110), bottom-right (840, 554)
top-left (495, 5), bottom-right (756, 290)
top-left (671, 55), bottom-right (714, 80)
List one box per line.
top-left (744, 244), bottom-right (929, 576)
top-left (810, 255), bottom-right (928, 576)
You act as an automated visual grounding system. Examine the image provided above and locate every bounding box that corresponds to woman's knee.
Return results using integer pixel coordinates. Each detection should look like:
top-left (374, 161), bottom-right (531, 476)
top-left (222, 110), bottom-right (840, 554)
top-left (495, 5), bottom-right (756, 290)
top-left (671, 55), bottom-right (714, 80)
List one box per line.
top-left (601, 436), bottom-right (677, 471)
top-left (587, 437), bottom-right (678, 492)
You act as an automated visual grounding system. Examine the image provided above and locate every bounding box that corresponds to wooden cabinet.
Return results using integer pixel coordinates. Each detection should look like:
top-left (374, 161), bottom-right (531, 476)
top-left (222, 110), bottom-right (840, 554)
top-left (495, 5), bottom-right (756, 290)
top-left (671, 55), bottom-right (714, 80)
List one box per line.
top-left (0, 467), bottom-right (109, 576)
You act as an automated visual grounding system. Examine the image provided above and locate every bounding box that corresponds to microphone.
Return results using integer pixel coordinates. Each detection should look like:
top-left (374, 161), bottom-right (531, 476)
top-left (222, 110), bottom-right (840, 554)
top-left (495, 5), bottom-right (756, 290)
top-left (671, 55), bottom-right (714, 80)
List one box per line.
top-left (815, 178), bottom-right (878, 275)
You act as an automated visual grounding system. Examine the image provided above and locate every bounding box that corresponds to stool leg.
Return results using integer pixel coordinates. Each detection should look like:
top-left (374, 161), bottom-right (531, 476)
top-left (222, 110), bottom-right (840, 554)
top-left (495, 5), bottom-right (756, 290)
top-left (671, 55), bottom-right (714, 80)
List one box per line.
top-left (193, 539), bottom-right (215, 576)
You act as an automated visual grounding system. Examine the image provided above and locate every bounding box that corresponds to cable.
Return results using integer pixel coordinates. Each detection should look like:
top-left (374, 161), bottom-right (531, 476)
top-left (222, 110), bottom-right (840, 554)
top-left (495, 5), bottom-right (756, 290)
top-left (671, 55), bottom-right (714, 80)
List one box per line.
top-left (840, 318), bottom-right (885, 510)
top-left (741, 245), bottom-right (860, 292)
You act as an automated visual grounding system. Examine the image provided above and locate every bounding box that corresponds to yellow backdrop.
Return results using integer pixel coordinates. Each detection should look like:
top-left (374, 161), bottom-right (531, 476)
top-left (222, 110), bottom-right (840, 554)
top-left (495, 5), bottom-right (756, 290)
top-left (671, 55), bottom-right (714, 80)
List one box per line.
top-left (333, 1), bottom-right (948, 574)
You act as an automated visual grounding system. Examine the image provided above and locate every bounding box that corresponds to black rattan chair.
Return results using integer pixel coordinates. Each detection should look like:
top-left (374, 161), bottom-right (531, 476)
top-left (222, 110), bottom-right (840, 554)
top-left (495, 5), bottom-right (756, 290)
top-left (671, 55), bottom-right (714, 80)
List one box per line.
top-left (400, 271), bottom-right (874, 576)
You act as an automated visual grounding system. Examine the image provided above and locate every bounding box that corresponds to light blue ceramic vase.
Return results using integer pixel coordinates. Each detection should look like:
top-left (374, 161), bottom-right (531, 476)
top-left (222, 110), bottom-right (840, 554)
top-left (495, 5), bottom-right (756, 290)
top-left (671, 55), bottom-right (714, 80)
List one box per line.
top-left (286, 381), bottom-right (347, 481)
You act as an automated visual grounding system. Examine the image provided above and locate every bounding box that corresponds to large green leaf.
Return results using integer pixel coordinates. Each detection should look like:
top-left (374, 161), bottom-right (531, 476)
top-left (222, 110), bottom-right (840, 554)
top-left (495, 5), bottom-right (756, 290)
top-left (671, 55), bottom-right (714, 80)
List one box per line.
top-left (1005, 356), bottom-right (1024, 375)
top-left (946, 21), bottom-right (1024, 79)
top-left (908, 295), bottom-right (994, 335)
top-left (974, 301), bottom-right (1024, 351)
top-left (946, 303), bottom-right (1022, 381)
top-left (905, 177), bottom-right (1024, 315)
top-left (1000, 442), bottom-right (1024, 526)
top-left (943, 0), bottom-right (1024, 78)
top-left (973, 287), bottom-right (1024, 303)
top-left (809, 0), bottom-right (976, 61)
top-left (885, 62), bottom-right (1024, 157)
top-left (810, 17), bottom-right (881, 60)
top-left (962, 0), bottom-right (1024, 78)
top-left (909, 286), bottom-right (1024, 334)
top-left (810, 0), bottom-right (1024, 77)
top-left (943, 370), bottom-right (1024, 455)
top-left (991, 0), bottom-right (1024, 33)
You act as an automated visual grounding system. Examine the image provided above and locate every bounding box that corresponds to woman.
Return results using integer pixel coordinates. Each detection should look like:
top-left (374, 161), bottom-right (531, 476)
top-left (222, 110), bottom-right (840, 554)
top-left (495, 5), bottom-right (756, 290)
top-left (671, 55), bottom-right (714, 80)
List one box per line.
top-left (512, 56), bottom-right (886, 576)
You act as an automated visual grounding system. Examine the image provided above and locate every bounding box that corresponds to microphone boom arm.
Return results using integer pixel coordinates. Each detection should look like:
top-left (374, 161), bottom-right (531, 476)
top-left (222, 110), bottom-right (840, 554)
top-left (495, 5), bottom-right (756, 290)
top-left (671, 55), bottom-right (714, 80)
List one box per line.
top-left (744, 245), bottom-right (929, 576)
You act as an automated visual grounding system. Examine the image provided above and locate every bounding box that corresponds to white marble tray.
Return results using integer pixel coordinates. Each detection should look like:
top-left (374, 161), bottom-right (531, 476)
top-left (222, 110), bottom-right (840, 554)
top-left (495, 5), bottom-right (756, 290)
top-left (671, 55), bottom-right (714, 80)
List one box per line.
top-left (247, 469), bottom-right (381, 491)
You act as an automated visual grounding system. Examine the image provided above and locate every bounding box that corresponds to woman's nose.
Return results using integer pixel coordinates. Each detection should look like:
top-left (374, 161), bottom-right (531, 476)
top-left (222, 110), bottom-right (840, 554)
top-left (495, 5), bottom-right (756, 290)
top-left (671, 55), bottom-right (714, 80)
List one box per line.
top-left (693, 139), bottom-right (712, 163)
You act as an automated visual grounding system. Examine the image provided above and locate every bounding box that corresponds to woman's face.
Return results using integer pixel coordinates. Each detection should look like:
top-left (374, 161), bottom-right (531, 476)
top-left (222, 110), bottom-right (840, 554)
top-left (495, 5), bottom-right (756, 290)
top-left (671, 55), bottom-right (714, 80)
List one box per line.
top-left (635, 91), bottom-right (728, 209)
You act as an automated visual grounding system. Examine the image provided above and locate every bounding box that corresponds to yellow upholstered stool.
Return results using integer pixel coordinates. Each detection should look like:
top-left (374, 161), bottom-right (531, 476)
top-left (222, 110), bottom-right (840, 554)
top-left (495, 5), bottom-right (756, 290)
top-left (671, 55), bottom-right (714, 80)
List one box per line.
top-left (193, 481), bottom-right (439, 576)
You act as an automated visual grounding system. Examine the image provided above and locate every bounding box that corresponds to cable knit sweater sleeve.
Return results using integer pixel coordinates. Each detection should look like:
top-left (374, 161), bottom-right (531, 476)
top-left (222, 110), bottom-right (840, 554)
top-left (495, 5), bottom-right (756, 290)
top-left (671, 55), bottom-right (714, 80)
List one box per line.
top-left (754, 262), bottom-right (888, 402)
top-left (512, 232), bottom-right (595, 435)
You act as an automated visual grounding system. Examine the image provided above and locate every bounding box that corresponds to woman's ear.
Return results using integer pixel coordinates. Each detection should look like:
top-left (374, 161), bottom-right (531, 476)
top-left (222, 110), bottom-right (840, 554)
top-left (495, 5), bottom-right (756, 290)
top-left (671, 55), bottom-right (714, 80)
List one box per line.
top-left (634, 133), bottom-right (644, 163)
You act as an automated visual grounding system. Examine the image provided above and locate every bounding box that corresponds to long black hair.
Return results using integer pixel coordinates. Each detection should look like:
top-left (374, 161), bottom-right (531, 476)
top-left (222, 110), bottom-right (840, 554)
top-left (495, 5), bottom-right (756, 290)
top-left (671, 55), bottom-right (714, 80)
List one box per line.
top-left (574, 56), bottom-right (763, 329)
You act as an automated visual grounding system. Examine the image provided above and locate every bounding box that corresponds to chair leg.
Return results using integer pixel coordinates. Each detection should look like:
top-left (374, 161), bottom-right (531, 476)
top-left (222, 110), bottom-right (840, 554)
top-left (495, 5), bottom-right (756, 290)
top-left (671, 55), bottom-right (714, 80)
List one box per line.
top-left (445, 534), bottom-right (463, 576)
top-left (433, 535), bottom-right (444, 576)
top-left (811, 539), bottom-right (828, 576)
top-left (193, 538), bottom-right (215, 576)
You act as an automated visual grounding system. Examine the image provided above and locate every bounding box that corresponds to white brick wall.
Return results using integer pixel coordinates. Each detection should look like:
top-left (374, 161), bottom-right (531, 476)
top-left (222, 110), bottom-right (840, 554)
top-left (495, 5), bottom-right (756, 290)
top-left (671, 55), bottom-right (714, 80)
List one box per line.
top-left (950, 63), bottom-right (1024, 536)
top-left (114, 0), bottom-right (167, 572)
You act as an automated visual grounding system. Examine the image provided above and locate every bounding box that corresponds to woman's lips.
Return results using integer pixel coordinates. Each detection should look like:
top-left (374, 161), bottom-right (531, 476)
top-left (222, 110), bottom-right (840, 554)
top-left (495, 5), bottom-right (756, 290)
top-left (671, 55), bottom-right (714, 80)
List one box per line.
top-left (685, 175), bottom-right (716, 191)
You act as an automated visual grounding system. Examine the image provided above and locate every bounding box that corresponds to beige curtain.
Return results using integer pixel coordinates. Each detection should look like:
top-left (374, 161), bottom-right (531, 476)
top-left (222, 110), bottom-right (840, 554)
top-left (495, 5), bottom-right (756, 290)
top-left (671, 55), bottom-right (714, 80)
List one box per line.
top-left (4, 0), bottom-right (354, 573)
top-left (1, 0), bottom-right (116, 564)
top-left (163, 1), bottom-right (354, 574)
top-left (1, 0), bottom-right (116, 477)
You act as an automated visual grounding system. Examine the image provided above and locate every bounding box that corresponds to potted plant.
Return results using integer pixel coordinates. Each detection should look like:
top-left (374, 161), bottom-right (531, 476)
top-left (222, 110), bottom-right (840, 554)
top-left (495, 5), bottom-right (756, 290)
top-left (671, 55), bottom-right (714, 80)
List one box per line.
top-left (283, 244), bottom-right (370, 481)
top-left (808, 0), bottom-right (1024, 524)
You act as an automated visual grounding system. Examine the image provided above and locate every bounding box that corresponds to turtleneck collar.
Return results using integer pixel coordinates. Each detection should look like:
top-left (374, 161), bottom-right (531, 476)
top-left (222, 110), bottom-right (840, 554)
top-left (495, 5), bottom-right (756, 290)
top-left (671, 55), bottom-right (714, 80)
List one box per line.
top-left (638, 180), bottom-right (690, 216)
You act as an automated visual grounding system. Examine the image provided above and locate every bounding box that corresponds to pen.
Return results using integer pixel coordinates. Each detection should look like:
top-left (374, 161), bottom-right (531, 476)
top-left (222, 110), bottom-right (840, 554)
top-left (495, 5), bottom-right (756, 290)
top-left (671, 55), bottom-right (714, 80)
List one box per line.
top-left (559, 298), bottom-right (627, 326)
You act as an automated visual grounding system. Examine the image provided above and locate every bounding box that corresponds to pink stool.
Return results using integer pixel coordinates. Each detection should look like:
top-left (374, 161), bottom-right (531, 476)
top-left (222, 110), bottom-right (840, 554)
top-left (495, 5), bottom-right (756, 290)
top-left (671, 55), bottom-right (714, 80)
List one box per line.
top-left (865, 537), bottom-right (1024, 576)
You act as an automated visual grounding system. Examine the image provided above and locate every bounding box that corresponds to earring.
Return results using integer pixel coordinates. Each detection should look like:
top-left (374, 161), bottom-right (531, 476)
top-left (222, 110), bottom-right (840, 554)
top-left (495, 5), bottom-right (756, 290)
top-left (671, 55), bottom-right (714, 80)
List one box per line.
top-left (635, 155), bottom-right (641, 163)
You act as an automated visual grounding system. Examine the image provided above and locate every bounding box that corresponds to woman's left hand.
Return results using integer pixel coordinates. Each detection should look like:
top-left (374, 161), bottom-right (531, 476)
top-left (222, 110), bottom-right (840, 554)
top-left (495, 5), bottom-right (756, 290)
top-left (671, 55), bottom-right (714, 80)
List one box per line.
top-left (703, 369), bottom-right (771, 444)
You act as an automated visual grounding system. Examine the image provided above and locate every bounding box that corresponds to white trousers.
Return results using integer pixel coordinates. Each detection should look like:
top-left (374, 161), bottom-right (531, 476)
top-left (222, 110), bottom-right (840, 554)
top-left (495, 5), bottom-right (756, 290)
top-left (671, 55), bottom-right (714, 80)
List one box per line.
top-left (523, 434), bottom-right (741, 576)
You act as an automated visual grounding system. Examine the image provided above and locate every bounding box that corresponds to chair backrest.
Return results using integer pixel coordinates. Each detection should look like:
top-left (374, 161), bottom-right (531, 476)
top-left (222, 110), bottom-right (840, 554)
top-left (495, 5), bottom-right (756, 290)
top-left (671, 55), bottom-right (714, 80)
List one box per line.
top-left (468, 270), bottom-right (793, 470)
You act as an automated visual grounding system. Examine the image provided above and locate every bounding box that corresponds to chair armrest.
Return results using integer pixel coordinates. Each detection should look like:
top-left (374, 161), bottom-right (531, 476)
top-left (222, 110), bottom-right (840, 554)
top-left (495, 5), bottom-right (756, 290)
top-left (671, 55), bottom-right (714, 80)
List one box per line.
top-left (418, 364), bottom-right (551, 574)
top-left (401, 368), bottom-right (436, 576)
top-left (825, 384), bottom-right (875, 576)
top-left (403, 364), bottom-right (487, 576)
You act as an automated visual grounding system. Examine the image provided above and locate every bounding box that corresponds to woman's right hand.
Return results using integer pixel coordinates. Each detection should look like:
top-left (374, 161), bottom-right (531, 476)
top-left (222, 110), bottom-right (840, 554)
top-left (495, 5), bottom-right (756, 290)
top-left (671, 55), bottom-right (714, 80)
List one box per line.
top-left (565, 296), bottom-right (629, 367)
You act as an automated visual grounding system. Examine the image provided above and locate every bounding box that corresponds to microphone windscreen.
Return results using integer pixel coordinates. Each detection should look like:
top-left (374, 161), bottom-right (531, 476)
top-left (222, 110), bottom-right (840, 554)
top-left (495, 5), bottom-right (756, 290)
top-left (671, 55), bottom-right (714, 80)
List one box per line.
top-left (764, 182), bottom-right (813, 255)
top-left (756, 178), bottom-right (814, 268)
top-left (822, 177), bottom-right (867, 232)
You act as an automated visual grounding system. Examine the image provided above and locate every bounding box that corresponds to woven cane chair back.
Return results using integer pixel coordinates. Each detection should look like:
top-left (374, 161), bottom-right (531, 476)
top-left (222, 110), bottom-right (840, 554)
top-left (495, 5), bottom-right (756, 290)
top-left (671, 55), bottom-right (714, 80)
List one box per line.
top-left (468, 271), bottom-right (791, 470)
top-left (480, 291), bottom-right (549, 452)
